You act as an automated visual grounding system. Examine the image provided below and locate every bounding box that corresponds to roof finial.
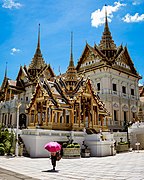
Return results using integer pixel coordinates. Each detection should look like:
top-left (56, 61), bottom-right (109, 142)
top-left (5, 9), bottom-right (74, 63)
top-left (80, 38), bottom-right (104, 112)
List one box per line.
top-left (5, 62), bottom-right (7, 78)
top-left (105, 4), bottom-right (108, 29)
top-left (34, 23), bottom-right (42, 55)
top-left (98, 4), bottom-right (116, 51)
top-left (71, 31), bottom-right (73, 55)
top-left (58, 65), bottom-right (61, 75)
top-left (69, 31), bottom-right (74, 67)
top-left (37, 23), bottom-right (40, 49)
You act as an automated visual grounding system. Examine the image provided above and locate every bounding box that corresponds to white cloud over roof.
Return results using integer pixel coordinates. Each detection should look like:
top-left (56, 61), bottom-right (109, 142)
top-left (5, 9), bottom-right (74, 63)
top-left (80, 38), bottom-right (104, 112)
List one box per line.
top-left (10, 48), bottom-right (20, 55)
top-left (91, 2), bottom-right (126, 28)
top-left (2, 0), bottom-right (22, 9)
top-left (123, 13), bottom-right (144, 23)
top-left (132, 0), bottom-right (143, 5)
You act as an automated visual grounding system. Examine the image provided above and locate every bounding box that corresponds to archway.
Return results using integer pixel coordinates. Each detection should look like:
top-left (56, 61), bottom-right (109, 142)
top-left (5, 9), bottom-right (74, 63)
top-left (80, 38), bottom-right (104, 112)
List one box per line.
top-left (19, 113), bottom-right (27, 129)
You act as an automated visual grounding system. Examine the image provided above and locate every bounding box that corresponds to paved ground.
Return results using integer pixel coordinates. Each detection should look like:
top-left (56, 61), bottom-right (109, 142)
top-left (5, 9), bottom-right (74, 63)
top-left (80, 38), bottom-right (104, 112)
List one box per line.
top-left (0, 167), bottom-right (39, 180)
top-left (0, 151), bottom-right (144, 180)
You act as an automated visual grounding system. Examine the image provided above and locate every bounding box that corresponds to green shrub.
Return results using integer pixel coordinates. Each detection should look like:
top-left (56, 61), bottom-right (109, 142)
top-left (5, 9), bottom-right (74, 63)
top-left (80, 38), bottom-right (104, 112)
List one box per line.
top-left (63, 142), bottom-right (81, 148)
top-left (0, 125), bottom-right (16, 155)
top-left (10, 147), bottom-right (15, 154)
top-left (118, 142), bottom-right (128, 145)
top-left (0, 147), bottom-right (5, 156)
top-left (62, 143), bottom-right (67, 148)
top-left (0, 143), bottom-right (4, 148)
top-left (66, 144), bottom-right (75, 148)
top-left (74, 144), bottom-right (80, 148)
top-left (4, 140), bottom-right (11, 153)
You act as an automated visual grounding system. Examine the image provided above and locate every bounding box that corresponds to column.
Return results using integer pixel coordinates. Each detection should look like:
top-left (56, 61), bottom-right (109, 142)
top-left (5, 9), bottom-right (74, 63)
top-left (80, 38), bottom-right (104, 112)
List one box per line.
top-left (78, 96), bottom-right (82, 126)
top-left (45, 106), bottom-right (48, 126)
top-left (91, 98), bottom-right (94, 128)
top-left (40, 102), bottom-right (43, 125)
top-left (63, 109), bottom-right (66, 124)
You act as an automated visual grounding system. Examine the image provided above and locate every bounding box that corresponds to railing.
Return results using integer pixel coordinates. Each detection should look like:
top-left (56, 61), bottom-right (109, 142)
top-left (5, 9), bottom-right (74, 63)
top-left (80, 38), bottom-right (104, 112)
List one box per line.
top-left (97, 89), bottom-right (138, 100)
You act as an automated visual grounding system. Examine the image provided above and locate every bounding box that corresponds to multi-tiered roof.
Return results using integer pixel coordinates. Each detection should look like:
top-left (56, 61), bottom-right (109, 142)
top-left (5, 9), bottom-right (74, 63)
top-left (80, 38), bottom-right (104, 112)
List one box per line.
top-left (76, 9), bottom-right (140, 78)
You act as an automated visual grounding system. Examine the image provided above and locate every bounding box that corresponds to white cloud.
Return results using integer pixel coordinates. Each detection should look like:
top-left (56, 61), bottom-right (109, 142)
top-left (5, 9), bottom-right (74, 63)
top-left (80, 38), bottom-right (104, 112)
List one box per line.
top-left (139, 82), bottom-right (143, 86)
top-left (2, 0), bottom-right (22, 9)
top-left (123, 13), bottom-right (144, 23)
top-left (91, 2), bottom-right (126, 28)
top-left (132, 0), bottom-right (143, 5)
top-left (132, 1), bottom-right (139, 5)
top-left (10, 48), bottom-right (20, 55)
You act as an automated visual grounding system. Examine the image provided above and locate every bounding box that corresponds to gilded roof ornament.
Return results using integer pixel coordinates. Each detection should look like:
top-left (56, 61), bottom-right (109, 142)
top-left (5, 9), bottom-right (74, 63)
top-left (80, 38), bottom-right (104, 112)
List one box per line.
top-left (28, 24), bottom-right (47, 76)
top-left (99, 5), bottom-right (116, 51)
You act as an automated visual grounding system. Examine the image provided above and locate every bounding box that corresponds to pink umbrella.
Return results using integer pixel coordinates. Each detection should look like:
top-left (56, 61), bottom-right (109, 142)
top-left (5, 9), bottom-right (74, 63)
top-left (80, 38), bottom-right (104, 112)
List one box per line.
top-left (44, 142), bottom-right (61, 152)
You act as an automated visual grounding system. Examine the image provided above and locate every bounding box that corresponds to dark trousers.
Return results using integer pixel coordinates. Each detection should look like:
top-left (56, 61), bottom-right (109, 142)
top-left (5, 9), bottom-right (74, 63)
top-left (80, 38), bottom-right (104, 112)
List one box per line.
top-left (51, 155), bottom-right (57, 169)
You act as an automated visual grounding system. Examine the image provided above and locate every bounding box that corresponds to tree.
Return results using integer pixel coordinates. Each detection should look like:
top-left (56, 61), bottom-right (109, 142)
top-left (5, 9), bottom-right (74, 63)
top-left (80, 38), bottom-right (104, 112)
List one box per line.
top-left (0, 124), bottom-right (15, 156)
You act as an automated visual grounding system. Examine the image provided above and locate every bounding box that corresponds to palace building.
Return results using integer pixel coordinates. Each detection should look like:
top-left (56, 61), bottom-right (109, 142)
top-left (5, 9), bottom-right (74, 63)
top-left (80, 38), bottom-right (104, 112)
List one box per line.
top-left (76, 11), bottom-right (141, 130)
top-left (0, 27), bottom-right (110, 133)
top-left (0, 11), bottom-right (142, 132)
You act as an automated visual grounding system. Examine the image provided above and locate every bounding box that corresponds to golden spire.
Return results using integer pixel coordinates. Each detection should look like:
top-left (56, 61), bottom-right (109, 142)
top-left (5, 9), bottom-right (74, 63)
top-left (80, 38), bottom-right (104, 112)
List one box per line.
top-left (5, 62), bottom-right (7, 78)
top-left (99, 5), bottom-right (116, 51)
top-left (104, 5), bottom-right (109, 34)
top-left (28, 24), bottom-right (46, 74)
top-left (35, 23), bottom-right (41, 54)
top-left (69, 32), bottom-right (74, 67)
top-left (65, 32), bottom-right (78, 91)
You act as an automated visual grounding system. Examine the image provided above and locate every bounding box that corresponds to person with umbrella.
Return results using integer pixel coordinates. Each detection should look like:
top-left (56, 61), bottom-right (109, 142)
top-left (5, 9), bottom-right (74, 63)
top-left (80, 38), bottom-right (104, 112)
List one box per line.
top-left (44, 142), bottom-right (61, 171)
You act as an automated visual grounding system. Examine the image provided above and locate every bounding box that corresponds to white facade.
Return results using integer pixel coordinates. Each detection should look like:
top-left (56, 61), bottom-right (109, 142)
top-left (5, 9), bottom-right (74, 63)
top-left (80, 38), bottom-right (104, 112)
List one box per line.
top-left (86, 67), bottom-right (139, 130)
top-left (0, 85), bottom-right (34, 128)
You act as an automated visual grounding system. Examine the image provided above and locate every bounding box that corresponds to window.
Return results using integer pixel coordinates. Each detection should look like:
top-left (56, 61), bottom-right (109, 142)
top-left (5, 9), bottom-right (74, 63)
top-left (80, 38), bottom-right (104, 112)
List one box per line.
top-left (4, 114), bottom-right (7, 125)
top-left (123, 111), bottom-right (127, 127)
top-left (66, 115), bottom-right (69, 123)
top-left (10, 115), bottom-right (12, 125)
top-left (122, 86), bottom-right (126, 94)
top-left (74, 116), bottom-right (77, 123)
top-left (131, 89), bottom-right (134, 96)
top-left (97, 83), bottom-right (100, 91)
top-left (114, 110), bottom-right (118, 121)
top-left (113, 83), bottom-right (117, 91)
top-left (124, 111), bottom-right (127, 121)
top-left (2, 114), bottom-right (4, 124)
top-left (132, 112), bottom-right (135, 119)
top-left (60, 116), bottom-right (63, 123)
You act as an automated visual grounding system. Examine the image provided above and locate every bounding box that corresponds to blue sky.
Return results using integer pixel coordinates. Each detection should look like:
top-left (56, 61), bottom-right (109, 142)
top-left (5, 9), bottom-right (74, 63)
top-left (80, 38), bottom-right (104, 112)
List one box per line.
top-left (0, 0), bottom-right (144, 85)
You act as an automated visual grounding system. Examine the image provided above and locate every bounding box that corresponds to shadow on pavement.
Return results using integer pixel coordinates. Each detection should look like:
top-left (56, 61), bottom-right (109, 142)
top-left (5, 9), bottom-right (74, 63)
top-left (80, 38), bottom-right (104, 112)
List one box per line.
top-left (42, 169), bottom-right (59, 173)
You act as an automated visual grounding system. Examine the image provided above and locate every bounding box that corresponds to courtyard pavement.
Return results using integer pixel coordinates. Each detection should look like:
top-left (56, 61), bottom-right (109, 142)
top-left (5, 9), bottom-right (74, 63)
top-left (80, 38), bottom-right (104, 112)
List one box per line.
top-left (0, 151), bottom-right (144, 180)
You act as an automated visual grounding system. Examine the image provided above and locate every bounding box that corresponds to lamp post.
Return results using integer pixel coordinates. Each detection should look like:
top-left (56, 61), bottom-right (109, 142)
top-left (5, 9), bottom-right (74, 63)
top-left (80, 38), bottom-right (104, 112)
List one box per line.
top-left (125, 121), bottom-right (132, 149)
top-left (15, 102), bottom-right (21, 157)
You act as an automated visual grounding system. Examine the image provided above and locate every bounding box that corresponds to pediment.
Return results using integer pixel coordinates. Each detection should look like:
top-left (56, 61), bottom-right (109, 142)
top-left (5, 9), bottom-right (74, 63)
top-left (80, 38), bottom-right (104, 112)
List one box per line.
top-left (122, 105), bottom-right (128, 111)
top-left (43, 65), bottom-right (55, 80)
top-left (114, 47), bottom-right (138, 75)
top-left (76, 44), bottom-right (103, 71)
top-left (16, 66), bottom-right (28, 82)
top-left (115, 56), bottom-right (131, 70)
top-left (1, 76), bottom-right (8, 90)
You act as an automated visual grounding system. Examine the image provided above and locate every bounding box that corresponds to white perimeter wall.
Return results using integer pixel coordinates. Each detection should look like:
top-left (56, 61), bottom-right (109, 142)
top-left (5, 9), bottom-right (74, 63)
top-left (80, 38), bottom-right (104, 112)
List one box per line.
top-left (21, 129), bottom-right (85, 157)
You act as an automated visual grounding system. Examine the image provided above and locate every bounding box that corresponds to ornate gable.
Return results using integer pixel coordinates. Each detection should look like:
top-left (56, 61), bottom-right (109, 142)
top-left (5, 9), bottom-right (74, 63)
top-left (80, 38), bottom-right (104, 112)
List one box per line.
top-left (16, 66), bottom-right (28, 87)
top-left (42, 64), bottom-right (55, 80)
top-left (76, 43), bottom-right (103, 72)
top-left (114, 46), bottom-right (139, 76)
top-left (80, 78), bottom-right (109, 115)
